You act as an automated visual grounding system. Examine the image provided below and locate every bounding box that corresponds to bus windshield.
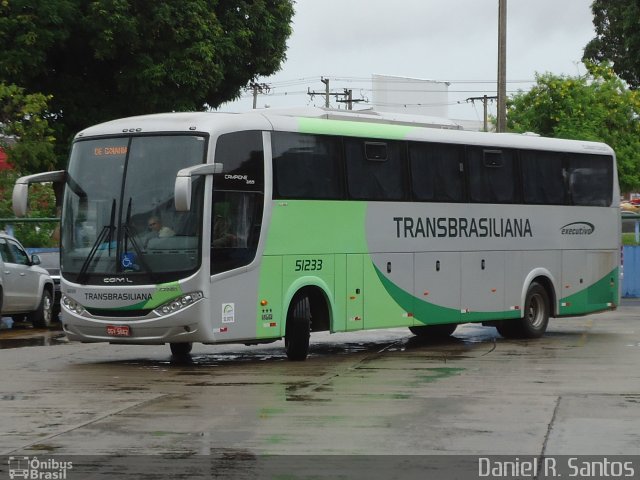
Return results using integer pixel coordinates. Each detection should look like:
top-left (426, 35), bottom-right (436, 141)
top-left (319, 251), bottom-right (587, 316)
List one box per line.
top-left (61, 135), bottom-right (206, 284)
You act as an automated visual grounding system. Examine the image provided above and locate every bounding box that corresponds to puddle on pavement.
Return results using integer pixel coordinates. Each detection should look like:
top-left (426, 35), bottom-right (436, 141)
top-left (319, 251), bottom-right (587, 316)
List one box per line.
top-left (0, 325), bottom-right (68, 350)
top-left (98, 338), bottom-right (406, 370)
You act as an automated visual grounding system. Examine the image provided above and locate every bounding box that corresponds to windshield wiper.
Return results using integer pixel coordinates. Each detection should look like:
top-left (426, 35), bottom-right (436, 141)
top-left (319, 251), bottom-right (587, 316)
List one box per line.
top-left (121, 197), bottom-right (157, 282)
top-left (77, 199), bottom-right (116, 283)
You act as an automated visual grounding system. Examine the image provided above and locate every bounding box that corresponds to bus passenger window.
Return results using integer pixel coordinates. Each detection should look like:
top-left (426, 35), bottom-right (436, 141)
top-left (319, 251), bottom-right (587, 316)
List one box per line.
top-left (521, 150), bottom-right (566, 205)
top-left (272, 132), bottom-right (343, 199)
top-left (409, 143), bottom-right (464, 202)
top-left (568, 154), bottom-right (613, 206)
top-left (345, 138), bottom-right (406, 201)
top-left (467, 147), bottom-right (515, 203)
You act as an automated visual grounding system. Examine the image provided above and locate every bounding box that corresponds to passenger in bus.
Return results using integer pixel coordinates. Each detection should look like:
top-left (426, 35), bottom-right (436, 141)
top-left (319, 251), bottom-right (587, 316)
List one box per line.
top-left (212, 214), bottom-right (236, 248)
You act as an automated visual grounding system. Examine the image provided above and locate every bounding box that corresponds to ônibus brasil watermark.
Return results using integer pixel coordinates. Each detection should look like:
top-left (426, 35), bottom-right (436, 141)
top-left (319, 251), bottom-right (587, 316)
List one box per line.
top-left (7, 457), bottom-right (72, 480)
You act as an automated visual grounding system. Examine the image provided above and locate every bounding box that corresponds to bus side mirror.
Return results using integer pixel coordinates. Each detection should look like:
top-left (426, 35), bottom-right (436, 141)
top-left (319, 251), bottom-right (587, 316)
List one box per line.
top-left (13, 170), bottom-right (66, 217)
top-left (174, 163), bottom-right (223, 212)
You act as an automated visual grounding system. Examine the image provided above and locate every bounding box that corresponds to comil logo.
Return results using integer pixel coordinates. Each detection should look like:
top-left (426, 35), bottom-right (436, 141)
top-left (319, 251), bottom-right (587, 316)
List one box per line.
top-left (560, 222), bottom-right (595, 235)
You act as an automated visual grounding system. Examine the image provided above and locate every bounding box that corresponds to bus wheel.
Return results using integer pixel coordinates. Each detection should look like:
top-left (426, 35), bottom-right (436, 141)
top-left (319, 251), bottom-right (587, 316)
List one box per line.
top-left (498, 282), bottom-right (549, 339)
top-left (170, 342), bottom-right (193, 356)
top-left (285, 294), bottom-right (311, 361)
top-left (409, 323), bottom-right (457, 339)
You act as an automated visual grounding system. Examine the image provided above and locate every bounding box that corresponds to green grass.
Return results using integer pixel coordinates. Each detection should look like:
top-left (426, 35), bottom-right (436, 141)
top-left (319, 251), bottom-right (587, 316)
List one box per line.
top-left (622, 232), bottom-right (640, 246)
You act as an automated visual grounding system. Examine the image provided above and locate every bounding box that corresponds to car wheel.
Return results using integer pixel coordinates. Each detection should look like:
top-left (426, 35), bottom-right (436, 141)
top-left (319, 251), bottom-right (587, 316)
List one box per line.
top-left (29, 289), bottom-right (53, 328)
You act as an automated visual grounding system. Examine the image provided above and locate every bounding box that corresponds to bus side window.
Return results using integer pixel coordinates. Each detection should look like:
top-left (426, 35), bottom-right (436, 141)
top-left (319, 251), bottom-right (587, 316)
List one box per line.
top-left (272, 132), bottom-right (343, 200)
top-left (521, 150), bottom-right (566, 205)
top-left (568, 154), bottom-right (613, 206)
top-left (467, 147), bottom-right (516, 203)
top-left (344, 138), bottom-right (406, 201)
top-left (409, 142), bottom-right (464, 202)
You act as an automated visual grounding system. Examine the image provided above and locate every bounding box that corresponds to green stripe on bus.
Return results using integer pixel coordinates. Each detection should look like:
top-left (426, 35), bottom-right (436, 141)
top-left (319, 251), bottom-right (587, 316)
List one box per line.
top-left (298, 117), bottom-right (414, 140)
top-left (263, 201), bottom-right (368, 255)
top-left (559, 268), bottom-right (619, 315)
top-left (371, 263), bottom-right (463, 325)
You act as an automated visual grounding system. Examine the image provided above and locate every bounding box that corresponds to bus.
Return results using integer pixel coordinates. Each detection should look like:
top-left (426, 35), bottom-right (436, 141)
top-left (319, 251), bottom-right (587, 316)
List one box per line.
top-left (13, 107), bottom-right (620, 360)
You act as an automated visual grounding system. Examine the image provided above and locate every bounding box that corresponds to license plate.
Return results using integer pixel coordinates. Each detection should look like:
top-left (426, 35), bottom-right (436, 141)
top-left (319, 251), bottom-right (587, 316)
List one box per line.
top-left (106, 325), bottom-right (131, 337)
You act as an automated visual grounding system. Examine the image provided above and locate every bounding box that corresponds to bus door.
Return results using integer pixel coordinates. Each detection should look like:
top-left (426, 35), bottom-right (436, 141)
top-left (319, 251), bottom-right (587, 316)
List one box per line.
top-left (345, 254), bottom-right (364, 331)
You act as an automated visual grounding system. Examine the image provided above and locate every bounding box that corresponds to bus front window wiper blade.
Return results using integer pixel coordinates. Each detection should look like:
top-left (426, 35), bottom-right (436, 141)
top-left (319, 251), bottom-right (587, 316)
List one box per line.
top-left (121, 197), bottom-right (157, 282)
top-left (77, 199), bottom-right (116, 283)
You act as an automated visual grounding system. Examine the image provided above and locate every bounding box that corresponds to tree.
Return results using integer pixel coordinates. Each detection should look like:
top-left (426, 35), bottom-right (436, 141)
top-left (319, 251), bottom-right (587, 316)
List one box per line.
top-left (0, 0), bottom-right (294, 167)
top-left (0, 83), bottom-right (58, 246)
top-left (0, 169), bottom-right (57, 247)
top-left (507, 62), bottom-right (640, 193)
top-left (583, 0), bottom-right (640, 89)
top-left (0, 82), bottom-right (56, 174)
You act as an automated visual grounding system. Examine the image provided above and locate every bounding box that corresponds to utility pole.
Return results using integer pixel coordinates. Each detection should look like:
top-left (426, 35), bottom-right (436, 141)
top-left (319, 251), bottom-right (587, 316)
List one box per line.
top-left (335, 89), bottom-right (365, 110)
top-left (467, 95), bottom-right (497, 132)
top-left (308, 77), bottom-right (336, 108)
top-left (308, 79), bottom-right (367, 110)
top-left (496, 0), bottom-right (507, 132)
top-left (321, 77), bottom-right (330, 108)
top-left (247, 82), bottom-right (270, 109)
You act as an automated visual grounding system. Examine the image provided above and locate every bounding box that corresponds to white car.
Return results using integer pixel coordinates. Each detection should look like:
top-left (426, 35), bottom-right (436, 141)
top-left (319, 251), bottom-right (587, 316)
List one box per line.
top-left (0, 232), bottom-right (55, 328)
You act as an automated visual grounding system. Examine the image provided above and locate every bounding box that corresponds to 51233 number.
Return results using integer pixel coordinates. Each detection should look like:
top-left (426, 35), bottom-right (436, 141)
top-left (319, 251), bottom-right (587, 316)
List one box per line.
top-left (294, 259), bottom-right (323, 272)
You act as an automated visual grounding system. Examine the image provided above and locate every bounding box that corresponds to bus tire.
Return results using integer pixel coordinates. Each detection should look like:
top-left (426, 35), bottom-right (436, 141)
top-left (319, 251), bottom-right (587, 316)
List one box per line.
top-left (29, 289), bottom-right (53, 328)
top-left (285, 294), bottom-right (311, 361)
top-left (409, 323), bottom-right (457, 339)
top-left (498, 282), bottom-right (549, 339)
top-left (170, 342), bottom-right (193, 356)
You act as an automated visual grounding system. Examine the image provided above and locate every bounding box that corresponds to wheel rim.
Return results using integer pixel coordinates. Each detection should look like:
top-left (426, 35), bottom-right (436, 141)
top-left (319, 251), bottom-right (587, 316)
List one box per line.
top-left (526, 293), bottom-right (544, 328)
top-left (43, 294), bottom-right (53, 325)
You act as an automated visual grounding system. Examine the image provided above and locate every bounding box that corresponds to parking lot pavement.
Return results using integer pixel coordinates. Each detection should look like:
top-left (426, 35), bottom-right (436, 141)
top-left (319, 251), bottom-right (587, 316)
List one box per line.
top-left (0, 303), bottom-right (639, 466)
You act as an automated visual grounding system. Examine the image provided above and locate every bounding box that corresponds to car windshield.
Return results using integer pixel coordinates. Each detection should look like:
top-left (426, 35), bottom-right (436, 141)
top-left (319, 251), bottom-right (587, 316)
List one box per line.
top-left (61, 135), bottom-right (206, 284)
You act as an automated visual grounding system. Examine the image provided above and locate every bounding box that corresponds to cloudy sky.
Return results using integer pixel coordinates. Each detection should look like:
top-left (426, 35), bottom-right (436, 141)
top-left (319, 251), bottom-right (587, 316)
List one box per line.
top-left (220, 0), bottom-right (596, 122)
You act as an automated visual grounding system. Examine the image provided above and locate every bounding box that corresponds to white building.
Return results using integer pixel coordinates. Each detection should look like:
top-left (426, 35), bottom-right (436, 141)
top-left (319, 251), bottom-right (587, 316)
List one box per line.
top-left (372, 74), bottom-right (450, 118)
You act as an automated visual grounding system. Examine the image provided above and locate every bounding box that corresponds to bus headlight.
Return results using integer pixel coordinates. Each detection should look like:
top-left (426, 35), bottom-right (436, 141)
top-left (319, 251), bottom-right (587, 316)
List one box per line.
top-left (62, 295), bottom-right (85, 315)
top-left (153, 291), bottom-right (203, 316)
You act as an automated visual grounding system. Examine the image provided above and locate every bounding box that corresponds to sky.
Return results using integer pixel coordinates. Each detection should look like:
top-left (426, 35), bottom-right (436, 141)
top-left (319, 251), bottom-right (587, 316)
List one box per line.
top-left (219, 0), bottom-right (596, 123)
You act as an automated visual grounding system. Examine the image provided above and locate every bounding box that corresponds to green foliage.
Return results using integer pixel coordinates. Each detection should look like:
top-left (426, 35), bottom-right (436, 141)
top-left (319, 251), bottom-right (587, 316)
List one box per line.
top-left (622, 232), bottom-right (640, 246)
top-left (584, 0), bottom-right (640, 89)
top-left (0, 82), bottom-right (56, 173)
top-left (0, 169), bottom-right (58, 247)
top-left (0, 0), bottom-right (294, 169)
top-left (507, 62), bottom-right (640, 193)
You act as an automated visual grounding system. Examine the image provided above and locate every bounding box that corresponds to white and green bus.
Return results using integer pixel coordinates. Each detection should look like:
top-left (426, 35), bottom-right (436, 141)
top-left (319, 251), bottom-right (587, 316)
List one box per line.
top-left (13, 108), bottom-right (620, 360)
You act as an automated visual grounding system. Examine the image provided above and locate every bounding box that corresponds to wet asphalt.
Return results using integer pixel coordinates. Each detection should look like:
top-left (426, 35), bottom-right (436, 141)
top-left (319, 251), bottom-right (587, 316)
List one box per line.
top-left (0, 303), bottom-right (639, 463)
